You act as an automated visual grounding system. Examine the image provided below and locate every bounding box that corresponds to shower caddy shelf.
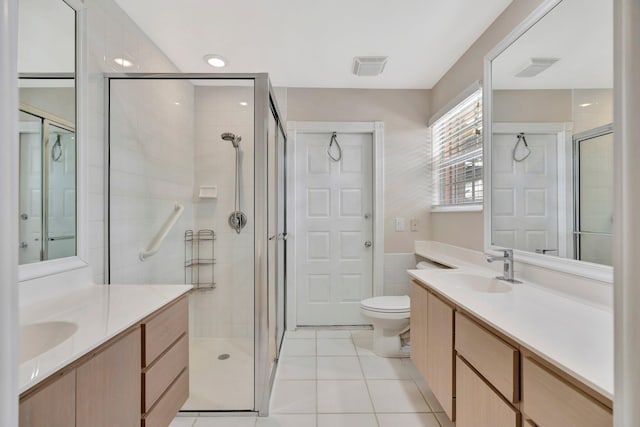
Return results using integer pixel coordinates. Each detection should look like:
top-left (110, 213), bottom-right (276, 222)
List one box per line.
top-left (184, 229), bottom-right (216, 290)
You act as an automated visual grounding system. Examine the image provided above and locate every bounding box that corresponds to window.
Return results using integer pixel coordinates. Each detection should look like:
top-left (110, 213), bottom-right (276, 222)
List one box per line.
top-left (431, 89), bottom-right (483, 209)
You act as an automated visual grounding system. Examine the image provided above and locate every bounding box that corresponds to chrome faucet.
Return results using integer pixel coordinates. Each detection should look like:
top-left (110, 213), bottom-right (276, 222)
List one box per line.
top-left (486, 249), bottom-right (521, 283)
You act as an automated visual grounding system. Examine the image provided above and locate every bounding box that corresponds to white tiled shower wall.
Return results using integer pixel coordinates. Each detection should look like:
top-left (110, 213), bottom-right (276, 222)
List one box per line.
top-left (191, 86), bottom-right (255, 339)
top-left (86, 0), bottom-right (182, 284)
top-left (108, 79), bottom-right (195, 284)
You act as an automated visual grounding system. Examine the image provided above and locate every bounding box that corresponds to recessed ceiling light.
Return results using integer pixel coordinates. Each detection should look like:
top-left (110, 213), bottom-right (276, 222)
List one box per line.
top-left (114, 57), bottom-right (133, 67)
top-left (579, 102), bottom-right (593, 108)
top-left (239, 101), bottom-right (248, 106)
top-left (204, 54), bottom-right (227, 68)
top-left (174, 102), bottom-right (181, 106)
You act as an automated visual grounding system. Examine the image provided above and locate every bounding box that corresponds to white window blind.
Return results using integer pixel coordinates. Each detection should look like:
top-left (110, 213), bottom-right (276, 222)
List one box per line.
top-left (431, 89), bottom-right (483, 207)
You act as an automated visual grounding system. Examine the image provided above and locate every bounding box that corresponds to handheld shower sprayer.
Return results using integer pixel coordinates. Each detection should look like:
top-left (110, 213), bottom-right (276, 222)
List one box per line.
top-left (221, 132), bottom-right (247, 234)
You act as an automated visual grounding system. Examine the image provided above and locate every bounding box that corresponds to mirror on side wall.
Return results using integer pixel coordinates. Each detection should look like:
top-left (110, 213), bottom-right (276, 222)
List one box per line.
top-left (486, 0), bottom-right (613, 274)
top-left (18, 0), bottom-right (76, 265)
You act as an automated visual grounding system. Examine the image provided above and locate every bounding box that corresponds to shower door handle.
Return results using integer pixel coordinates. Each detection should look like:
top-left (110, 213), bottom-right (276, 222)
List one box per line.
top-left (269, 233), bottom-right (288, 241)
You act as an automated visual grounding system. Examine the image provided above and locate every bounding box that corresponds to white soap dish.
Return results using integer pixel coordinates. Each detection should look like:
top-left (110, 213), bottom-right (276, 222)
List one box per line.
top-left (198, 185), bottom-right (217, 199)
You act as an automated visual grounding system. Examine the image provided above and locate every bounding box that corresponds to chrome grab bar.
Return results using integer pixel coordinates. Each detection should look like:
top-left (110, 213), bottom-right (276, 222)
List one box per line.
top-left (139, 203), bottom-right (184, 261)
top-left (48, 235), bottom-right (75, 241)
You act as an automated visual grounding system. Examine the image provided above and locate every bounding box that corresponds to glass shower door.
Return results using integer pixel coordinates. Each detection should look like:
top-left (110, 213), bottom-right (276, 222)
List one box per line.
top-left (267, 101), bottom-right (287, 375)
top-left (574, 126), bottom-right (613, 265)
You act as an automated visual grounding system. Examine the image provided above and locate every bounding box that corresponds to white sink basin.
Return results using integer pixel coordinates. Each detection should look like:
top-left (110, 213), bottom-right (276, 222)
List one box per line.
top-left (447, 273), bottom-right (513, 294)
top-left (20, 321), bottom-right (78, 363)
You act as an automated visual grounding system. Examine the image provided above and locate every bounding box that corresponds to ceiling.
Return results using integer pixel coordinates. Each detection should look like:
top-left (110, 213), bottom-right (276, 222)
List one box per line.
top-left (18, 0), bottom-right (75, 74)
top-left (492, 0), bottom-right (613, 90)
top-left (113, 0), bottom-right (513, 89)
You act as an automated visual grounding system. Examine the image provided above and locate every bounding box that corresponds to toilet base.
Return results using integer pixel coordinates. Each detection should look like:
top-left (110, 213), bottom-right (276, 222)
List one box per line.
top-left (372, 328), bottom-right (410, 358)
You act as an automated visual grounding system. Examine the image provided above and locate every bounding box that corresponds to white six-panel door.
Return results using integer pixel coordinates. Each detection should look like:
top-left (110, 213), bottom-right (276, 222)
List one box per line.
top-left (492, 132), bottom-right (559, 254)
top-left (296, 131), bottom-right (373, 325)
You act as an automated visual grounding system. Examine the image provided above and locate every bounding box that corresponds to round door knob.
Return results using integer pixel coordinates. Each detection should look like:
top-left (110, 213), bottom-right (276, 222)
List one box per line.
top-left (364, 240), bottom-right (372, 248)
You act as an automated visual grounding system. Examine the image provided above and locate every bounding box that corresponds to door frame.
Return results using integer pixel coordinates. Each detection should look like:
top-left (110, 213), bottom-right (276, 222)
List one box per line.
top-left (286, 121), bottom-right (384, 329)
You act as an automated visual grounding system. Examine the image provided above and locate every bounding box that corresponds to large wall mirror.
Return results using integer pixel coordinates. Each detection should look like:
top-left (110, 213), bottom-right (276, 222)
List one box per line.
top-left (485, 0), bottom-right (613, 280)
top-left (18, 0), bottom-right (77, 266)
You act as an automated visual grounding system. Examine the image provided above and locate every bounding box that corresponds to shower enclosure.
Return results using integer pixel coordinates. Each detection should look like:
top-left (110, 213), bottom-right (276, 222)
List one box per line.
top-left (18, 107), bottom-right (76, 265)
top-left (106, 74), bottom-right (286, 415)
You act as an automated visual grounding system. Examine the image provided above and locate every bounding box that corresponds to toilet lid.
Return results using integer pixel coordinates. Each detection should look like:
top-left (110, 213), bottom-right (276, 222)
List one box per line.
top-left (361, 295), bottom-right (410, 313)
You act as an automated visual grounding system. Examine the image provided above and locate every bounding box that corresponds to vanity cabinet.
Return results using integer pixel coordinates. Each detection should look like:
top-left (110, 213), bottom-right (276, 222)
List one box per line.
top-left (426, 291), bottom-right (455, 420)
top-left (410, 280), bottom-right (429, 380)
top-left (142, 297), bottom-right (189, 427)
top-left (19, 370), bottom-right (76, 427)
top-left (456, 356), bottom-right (519, 427)
top-left (76, 328), bottom-right (142, 427)
top-left (455, 312), bottom-right (519, 403)
top-left (522, 356), bottom-right (612, 427)
top-left (455, 312), bottom-right (520, 427)
top-left (409, 280), bottom-right (455, 420)
top-left (19, 294), bottom-right (189, 427)
top-left (409, 279), bottom-right (613, 426)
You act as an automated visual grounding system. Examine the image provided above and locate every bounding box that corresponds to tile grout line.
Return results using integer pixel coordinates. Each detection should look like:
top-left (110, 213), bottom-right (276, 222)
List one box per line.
top-left (352, 331), bottom-right (381, 427)
top-left (402, 358), bottom-right (446, 427)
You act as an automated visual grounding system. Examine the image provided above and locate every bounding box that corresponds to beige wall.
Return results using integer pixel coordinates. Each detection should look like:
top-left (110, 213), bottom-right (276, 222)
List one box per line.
top-left (428, 0), bottom-right (546, 250)
top-left (19, 87), bottom-right (76, 124)
top-left (430, 211), bottom-right (484, 251)
top-left (430, 0), bottom-right (547, 114)
top-left (494, 89), bottom-right (572, 122)
top-left (572, 88), bottom-right (613, 134)
top-left (286, 88), bottom-right (431, 253)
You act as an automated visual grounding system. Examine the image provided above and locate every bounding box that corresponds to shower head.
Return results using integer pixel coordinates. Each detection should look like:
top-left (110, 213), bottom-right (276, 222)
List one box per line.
top-left (221, 132), bottom-right (241, 148)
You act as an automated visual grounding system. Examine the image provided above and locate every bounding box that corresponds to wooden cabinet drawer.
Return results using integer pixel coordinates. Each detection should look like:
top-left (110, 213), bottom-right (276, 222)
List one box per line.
top-left (456, 356), bottom-right (520, 427)
top-left (522, 357), bottom-right (612, 427)
top-left (143, 368), bottom-right (189, 427)
top-left (143, 334), bottom-right (188, 412)
top-left (144, 296), bottom-right (188, 366)
top-left (455, 312), bottom-right (519, 402)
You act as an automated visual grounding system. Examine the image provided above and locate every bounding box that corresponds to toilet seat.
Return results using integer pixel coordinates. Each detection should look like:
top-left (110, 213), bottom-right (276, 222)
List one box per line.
top-left (360, 295), bottom-right (410, 314)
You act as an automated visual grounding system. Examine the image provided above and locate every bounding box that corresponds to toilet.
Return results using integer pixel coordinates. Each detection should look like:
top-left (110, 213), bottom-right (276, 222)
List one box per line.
top-left (360, 260), bottom-right (442, 357)
top-left (360, 295), bottom-right (411, 357)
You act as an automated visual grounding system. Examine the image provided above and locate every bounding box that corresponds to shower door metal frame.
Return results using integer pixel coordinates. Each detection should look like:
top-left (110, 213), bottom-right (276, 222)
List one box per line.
top-left (572, 123), bottom-right (614, 262)
top-left (103, 73), bottom-right (286, 416)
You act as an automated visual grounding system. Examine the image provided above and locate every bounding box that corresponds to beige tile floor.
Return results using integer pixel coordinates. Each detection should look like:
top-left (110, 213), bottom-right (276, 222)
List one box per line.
top-left (172, 329), bottom-right (454, 427)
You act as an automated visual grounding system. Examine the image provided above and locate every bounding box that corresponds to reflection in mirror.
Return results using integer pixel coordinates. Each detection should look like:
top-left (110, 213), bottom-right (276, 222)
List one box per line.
top-left (574, 126), bottom-right (613, 265)
top-left (18, 108), bottom-right (76, 265)
top-left (18, 0), bottom-right (76, 265)
top-left (490, 0), bottom-right (613, 266)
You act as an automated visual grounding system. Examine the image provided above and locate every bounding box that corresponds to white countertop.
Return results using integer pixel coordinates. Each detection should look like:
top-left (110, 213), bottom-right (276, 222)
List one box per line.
top-left (19, 284), bottom-right (192, 394)
top-left (408, 263), bottom-right (614, 401)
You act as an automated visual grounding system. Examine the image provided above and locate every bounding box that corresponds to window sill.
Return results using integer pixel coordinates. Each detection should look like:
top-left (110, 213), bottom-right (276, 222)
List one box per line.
top-left (431, 204), bottom-right (483, 213)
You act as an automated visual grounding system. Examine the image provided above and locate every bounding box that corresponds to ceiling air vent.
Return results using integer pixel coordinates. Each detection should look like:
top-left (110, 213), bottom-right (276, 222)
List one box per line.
top-left (352, 56), bottom-right (388, 77)
top-left (515, 58), bottom-right (560, 78)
